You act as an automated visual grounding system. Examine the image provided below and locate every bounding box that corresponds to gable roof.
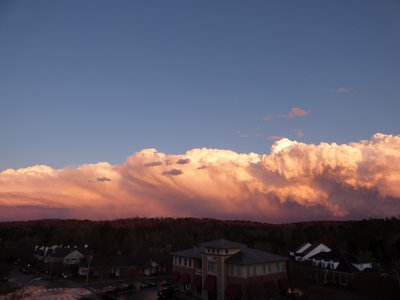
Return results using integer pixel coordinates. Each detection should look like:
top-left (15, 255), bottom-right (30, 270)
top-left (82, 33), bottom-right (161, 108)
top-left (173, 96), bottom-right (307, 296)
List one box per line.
top-left (309, 249), bottom-right (363, 273)
top-left (295, 242), bottom-right (311, 253)
top-left (171, 246), bottom-right (204, 259)
top-left (226, 248), bottom-right (287, 265)
top-left (299, 243), bottom-right (329, 257)
top-left (199, 239), bottom-right (247, 249)
top-left (310, 251), bottom-right (334, 261)
top-left (47, 248), bottom-right (78, 258)
top-left (310, 249), bottom-right (369, 265)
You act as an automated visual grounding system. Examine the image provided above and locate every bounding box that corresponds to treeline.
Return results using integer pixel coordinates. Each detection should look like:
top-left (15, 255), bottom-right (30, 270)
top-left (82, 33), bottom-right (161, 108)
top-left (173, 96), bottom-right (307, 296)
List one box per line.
top-left (0, 217), bottom-right (400, 266)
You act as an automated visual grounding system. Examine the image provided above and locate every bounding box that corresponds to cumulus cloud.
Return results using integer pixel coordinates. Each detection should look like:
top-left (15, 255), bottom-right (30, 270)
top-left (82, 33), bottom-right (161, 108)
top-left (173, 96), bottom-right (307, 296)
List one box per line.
top-left (1, 134), bottom-right (400, 222)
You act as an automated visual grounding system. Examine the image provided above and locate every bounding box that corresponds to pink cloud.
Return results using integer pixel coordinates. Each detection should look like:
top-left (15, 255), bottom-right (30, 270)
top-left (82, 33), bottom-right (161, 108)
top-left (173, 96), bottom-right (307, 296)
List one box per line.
top-left (264, 107), bottom-right (309, 121)
top-left (267, 135), bottom-right (284, 140)
top-left (1, 134), bottom-right (400, 222)
top-left (287, 107), bottom-right (308, 119)
top-left (295, 129), bottom-right (304, 138)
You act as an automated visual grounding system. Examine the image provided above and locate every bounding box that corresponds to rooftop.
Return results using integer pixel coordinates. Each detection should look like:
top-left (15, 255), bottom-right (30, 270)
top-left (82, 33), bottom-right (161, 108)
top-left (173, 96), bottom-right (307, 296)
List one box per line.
top-left (171, 246), bottom-right (204, 259)
top-left (226, 247), bottom-right (287, 265)
top-left (199, 239), bottom-right (247, 249)
top-left (299, 243), bottom-right (328, 257)
top-left (294, 242), bottom-right (311, 254)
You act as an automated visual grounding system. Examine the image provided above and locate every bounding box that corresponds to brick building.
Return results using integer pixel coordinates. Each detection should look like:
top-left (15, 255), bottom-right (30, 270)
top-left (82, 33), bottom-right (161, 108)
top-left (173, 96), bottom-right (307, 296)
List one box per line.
top-left (171, 239), bottom-right (288, 300)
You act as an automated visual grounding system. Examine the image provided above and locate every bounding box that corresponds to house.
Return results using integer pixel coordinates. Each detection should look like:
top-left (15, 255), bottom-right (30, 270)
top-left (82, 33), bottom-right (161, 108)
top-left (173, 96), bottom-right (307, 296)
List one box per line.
top-left (289, 242), bottom-right (373, 288)
top-left (309, 249), bottom-right (372, 286)
top-left (171, 239), bottom-right (288, 300)
top-left (112, 256), bottom-right (141, 278)
top-left (79, 256), bottom-right (111, 279)
top-left (289, 242), bottom-right (331, 262)
top-left (34, 245), bottom-right (86, 265)
top-left (143, 253), bottom-right (172, 276)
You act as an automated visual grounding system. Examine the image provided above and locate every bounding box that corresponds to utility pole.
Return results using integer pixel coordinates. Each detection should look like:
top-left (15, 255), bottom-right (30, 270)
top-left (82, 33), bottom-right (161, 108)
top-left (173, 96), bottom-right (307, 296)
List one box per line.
top-left (85, 255), bottom-right (93, 288)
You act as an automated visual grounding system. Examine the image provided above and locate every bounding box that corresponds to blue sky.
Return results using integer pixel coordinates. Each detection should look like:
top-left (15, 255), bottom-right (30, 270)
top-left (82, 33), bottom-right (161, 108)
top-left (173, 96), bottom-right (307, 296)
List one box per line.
top-left (1, 0), bottom-right (399, 170)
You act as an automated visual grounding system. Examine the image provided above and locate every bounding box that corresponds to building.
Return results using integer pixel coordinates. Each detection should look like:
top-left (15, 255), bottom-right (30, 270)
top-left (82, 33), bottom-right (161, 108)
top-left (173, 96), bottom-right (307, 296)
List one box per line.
top-left (143, 253), bottom-right (172, 276)
top-left (112, 256), bottom-right (141, 278)
top-left (289, 242), bottom-right (373, 288)
top-left (289, 242), bottom-right (331, 262)
top-left (34, 245), bottom-right (86, 265)
top-left (308, 249), bottom-right (373, 286)
top-left (171, 239), bottom-right (288, 300)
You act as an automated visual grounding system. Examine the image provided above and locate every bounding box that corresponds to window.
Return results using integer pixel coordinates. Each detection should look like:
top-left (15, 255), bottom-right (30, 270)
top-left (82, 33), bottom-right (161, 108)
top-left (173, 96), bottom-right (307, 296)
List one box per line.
top-left (237, 265), bottom-right (242, 277)
top-left (184, 258), bottom-right (187, 266)
top-left (179, 257), bottom-right (181, 265)
top-left (208, 261), bottom-right (217, 274)
top-left (229, 265), bottom-right (234, 275)
top-left (281, 261), bottom-right (285, 271)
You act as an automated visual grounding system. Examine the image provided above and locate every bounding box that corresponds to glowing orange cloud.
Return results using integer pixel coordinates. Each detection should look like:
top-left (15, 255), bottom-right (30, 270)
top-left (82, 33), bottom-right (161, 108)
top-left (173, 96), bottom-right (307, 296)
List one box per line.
top-left (1, 133), bottom-right (400, 222)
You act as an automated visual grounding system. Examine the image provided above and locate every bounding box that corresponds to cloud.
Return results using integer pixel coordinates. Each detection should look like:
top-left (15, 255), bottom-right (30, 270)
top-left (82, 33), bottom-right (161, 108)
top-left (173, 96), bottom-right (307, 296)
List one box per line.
top-left (1, 133), bottom-right (400, 222)
top-left (162, 169), bottom-right (183, 176)
top-left (97, 177), bottom-right (111, 182)
top-left (295, 129), bottom-right (304, 138)
top-left (334, 87), bottom-right (351, 93)
top-left (287, 107), bottom-right (308, 119)
top-left (176, 159), bottom-right (191, 165)
top-left (263, 115), bottom-right (273, 121)
top-left (264, 107), bottom-right (309, 121)
top-left (144, 161), bottom-right (163, 167)
top-left (267, 135), bottom-right (284, 141)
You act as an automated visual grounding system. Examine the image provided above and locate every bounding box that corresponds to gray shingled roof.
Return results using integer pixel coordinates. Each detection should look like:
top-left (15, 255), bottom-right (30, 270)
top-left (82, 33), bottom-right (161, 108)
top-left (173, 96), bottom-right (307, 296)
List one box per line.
top-left (226, 248), bottom-right (287, 265)
top-left (199, 239), bottom-right (247, 249)
top-left (171, 246), bottom-right (204, 259)
top-left (309, 249), bottom-right (363, 273)
top-left (311, 249), bottom-right (369, 265)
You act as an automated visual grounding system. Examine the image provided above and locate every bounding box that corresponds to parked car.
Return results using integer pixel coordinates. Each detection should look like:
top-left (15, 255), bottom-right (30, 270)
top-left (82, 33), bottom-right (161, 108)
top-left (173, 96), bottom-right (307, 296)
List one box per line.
top-left (157, 286), bottom-right (176, 298)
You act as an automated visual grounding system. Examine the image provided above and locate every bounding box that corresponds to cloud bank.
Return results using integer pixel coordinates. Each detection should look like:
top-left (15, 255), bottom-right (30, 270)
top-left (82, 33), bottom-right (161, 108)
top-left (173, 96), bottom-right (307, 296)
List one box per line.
top-left (1, 133), bottom-right (400, 222)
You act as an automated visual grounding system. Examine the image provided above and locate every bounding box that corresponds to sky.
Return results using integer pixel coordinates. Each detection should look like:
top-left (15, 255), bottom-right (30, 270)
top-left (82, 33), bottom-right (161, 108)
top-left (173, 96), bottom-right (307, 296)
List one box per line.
top-left (0, 0), bottom-right (399, 222)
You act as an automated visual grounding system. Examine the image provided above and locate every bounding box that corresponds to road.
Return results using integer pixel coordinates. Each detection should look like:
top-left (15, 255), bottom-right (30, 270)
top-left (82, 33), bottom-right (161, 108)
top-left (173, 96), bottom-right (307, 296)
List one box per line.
top-left (117, 287), bottom-right (182, 300)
